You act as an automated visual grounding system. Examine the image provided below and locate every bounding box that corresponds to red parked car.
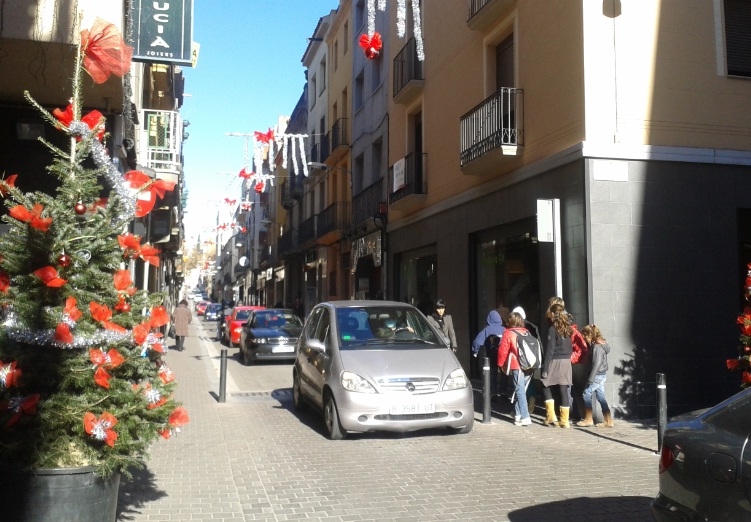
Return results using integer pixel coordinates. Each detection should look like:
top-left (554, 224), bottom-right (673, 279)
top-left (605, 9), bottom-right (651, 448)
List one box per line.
top-left (195, 301), bottom-right (208, 316)
top-left (223, 305), bottom-right (265, 347)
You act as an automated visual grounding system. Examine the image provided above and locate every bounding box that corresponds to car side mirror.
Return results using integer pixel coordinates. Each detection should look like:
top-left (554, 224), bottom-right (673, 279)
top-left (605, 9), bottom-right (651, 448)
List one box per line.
top-left (304, 339), bottom-right (326, 353)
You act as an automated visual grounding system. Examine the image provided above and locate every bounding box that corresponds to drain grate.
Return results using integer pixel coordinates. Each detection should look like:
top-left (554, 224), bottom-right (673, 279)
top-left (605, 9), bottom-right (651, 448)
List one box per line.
top-left (229, 389), bottom-right (293, 402)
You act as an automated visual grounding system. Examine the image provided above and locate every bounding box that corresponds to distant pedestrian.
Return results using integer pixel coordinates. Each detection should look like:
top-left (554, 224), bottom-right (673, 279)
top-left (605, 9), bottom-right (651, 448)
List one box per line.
top-left (577, 324), bottom-right (614, 428)
top-left (292, 297), bottom-right (304, 320)
top-left (541, 303), bottom-right (573, 427)
top-left (427, 299), bottom-right (457, 353)
top-left (172, 299), bottom-right (192, 352)
top-left (497, 312), bottom-right (533, 426)
top-left (471, 308), bottom-right (506, 398)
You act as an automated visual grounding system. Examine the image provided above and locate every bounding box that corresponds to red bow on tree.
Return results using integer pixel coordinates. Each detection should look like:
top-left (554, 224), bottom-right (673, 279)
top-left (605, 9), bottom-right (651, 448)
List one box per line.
top-left (0, 361), bottom-right (21, 390)
top-left (160, 406), bottom-right (190, 439)
top-left (33, 266), bottom-right (66, 288)
top-left (52, 105), bottom-right (105, 141)
top-left (4, 393), bottom-right (40, 427)
top-left (0, 270), bottom-right (9, 294)
top-left (118, 233), bottom-right (161, 267)
top-left (83, 411), bottom-right (118, 447)
top-left (124, 170), bottom-right (177, 218)
top-left (359, 32), bottom-right (383, 60)
top-left (254, 128), bottom-right (274, 143)
top-left (0, 174), bottom-right (17, 197)
top-left (9, 203), bottom-right (53, 232)
top-left (80, 18), bottom-right (133, 84)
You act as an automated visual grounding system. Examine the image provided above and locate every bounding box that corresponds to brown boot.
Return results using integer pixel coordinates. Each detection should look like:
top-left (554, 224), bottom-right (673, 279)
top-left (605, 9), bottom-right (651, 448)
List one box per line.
top-left (576, 407), bottom-right (594, 427)
top-left (527, 396), bottom-right (536, 416)
top-left (596, 411), bottom-right (614, 428)
top-left (558, 406), bottom-right (571, 428)
top-left (544, 399), bottom-right (558, 426)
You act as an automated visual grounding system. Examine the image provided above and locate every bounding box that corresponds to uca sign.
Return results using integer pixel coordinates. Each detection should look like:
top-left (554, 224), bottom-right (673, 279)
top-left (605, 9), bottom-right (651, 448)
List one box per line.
top-left (131, 0), bottom-right (194, 65)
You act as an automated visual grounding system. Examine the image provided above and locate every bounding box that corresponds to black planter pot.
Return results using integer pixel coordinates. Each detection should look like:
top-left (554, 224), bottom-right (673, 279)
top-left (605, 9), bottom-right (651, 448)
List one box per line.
top-left (0, 465), bottom-right (120, 522)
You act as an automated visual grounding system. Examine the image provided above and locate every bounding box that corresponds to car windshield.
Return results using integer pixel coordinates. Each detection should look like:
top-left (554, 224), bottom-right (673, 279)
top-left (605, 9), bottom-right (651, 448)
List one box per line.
top-left (207, 304), bottom-right (221, 312)
top-left (234, 310), bottom-right (251, 321)
top-left (252, 311), bottom-right (303, 328)
top-left (336, 306), bottom-right (445, 349)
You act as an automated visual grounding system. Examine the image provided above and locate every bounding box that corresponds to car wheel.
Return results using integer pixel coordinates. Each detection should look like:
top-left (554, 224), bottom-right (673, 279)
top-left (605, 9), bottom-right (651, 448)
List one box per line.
top-left (324, 394), bottom-right (346, 440)
top-left (242, 347), bottom-right (252, 366)
top-left (292, 371), bottom-right (306, 411)
top-left (452, 416), bottom-right (474, 435)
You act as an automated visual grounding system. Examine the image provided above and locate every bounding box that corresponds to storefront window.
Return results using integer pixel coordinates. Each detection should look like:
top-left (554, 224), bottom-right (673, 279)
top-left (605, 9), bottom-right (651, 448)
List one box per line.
top-left (397, 246), bottom-right (437, 315)
top-left (473, 218), bottom-right (541, 331)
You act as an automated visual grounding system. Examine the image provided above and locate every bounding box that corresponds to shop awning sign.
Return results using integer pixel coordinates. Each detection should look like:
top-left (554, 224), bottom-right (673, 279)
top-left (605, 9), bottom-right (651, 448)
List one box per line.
top-left (131, 0), bottom-right (194, 65)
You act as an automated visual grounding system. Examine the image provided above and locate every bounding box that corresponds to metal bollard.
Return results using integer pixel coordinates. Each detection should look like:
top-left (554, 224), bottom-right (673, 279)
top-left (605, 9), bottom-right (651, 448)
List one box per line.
top-left (219, 348), bottom-right (228, 403)
top-left (482, 356), bottom-right (491, 423)
top-left (656, 373), bottom-right (667, 453)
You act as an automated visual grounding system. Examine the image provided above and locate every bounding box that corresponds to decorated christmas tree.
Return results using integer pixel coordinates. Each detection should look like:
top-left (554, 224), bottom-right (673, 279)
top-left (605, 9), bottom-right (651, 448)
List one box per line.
top-left (728, 263), bottom-right (751, 389)
top-left (0, 18), bottom-right (187, 478)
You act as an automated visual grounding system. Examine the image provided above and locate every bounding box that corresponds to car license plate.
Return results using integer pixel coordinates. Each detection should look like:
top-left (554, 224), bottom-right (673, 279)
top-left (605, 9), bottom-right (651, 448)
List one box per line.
top-left (390, 403), bottom-right (435, 415)
top-left (272, 346), bottom-right (294, 353)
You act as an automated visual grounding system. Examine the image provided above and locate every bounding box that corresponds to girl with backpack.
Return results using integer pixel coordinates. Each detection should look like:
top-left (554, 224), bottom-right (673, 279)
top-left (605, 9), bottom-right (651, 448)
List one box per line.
top-left (497, 311), bottom-right (533, 426)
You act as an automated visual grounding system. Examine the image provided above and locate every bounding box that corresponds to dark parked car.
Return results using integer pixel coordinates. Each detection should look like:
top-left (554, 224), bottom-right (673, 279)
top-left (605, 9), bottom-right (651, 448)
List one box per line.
top-left (238, 309), bottom-right (303, 365)
top-left (652, 386), bottom-right (751, 521)
top-left (204, 303), bottom-right (222, 321)
top-left (293, 300), bottom-right (474, 440)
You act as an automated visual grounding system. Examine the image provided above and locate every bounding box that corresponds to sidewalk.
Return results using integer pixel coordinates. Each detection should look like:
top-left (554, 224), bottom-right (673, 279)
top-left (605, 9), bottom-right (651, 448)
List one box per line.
top-left (116, 320), bottom-right (659, 521)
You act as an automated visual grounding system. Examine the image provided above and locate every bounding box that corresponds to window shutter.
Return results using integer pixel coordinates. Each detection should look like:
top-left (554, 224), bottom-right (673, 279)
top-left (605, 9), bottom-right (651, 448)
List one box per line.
top-left (725, 0), bottom-right (751, 77)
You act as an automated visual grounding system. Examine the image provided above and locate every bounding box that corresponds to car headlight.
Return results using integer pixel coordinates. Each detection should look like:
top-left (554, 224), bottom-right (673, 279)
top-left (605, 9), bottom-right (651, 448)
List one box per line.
top-left (233, 326), bottom-right (242, 333)
top-left (252, 338), bottom-right (267, 344)
top-left (443, 368), bottom-right (469, 391)
top-left (341, 371), bottom-right (376, 393)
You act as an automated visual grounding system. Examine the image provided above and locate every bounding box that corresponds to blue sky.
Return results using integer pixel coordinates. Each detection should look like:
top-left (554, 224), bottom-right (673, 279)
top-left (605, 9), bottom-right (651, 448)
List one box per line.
top-left (180, 1), bottom-right (339, 244)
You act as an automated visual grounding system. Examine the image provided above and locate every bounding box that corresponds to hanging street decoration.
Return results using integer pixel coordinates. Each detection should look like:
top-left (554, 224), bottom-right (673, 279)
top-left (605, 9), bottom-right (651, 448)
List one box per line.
top-left (365, 0), bottom-right (424, 61)
top-left (359, 32), bottom-right (383, 60)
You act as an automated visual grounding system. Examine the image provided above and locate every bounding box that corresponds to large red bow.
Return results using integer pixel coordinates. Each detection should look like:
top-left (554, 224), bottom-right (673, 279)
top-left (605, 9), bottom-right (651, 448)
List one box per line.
top-left (83, 411), bottom-right (118, 447)
top-left (9, 204), bottom-right (53, 232)
top-left (254, 128), bottom-right (274, 143)
top-left (359, 32), bottom-right (383, 60)
top-left (80, 18), bottom-right (133, 84)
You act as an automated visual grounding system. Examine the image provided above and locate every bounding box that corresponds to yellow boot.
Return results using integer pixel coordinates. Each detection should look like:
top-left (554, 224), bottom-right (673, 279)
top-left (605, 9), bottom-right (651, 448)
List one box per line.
top-left (558, 406), bottom-right (570, 428)
top-left (544, 399), bottom-right (558, 426)
top-left (596, 411), bottom-right (614, 428)
top-left (576, 407), bottom-right (594, 427)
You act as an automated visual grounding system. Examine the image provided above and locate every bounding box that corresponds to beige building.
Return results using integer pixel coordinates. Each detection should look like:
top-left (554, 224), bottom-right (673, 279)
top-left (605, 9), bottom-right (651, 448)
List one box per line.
top-left (383, 0), bottom-right (751, 415)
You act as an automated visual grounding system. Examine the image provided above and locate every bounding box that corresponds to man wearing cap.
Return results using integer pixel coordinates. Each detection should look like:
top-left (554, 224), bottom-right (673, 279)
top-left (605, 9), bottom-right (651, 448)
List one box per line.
top-left (427, 299), bottom-right (458, 353)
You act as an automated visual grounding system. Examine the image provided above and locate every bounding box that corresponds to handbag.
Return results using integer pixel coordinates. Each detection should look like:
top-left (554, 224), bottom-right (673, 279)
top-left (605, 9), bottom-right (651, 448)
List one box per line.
top-left (168, 323), bottom-right (175, 338)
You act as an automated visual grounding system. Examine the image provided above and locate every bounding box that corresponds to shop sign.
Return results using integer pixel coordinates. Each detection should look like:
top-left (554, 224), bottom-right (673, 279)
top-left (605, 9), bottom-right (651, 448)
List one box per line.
top-left (131, 0), bottom-right (194, 65)
top-left (351, 231), bottom-right (382, 273)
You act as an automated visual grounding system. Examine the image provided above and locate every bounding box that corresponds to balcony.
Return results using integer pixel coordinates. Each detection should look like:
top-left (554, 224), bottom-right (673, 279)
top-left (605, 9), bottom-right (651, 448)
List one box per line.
top-left (139, 110), bottom-right (183, 182)
top-left (467, 0), bottom-right (517, 32)
top-left (317, 201), bottom-right (351, 245)
top-left (389, 153), bottom-right (427, 212)
top-left (281, 181), bottom-right (302, 210)
top-left (393, 38), bottom-right (424, 105)
top-left (278, 229), bottom-right (299, 258)
top-left (298, 215), bottom-right (317, 248)
top-left (309, 142), bottom-right (323, 164)
top-left (352, 178), bottom-right (384, 228)
top-left (460, 88), bottom-right (523, 175)
top-left (325, 118), bottom-right (349, 165)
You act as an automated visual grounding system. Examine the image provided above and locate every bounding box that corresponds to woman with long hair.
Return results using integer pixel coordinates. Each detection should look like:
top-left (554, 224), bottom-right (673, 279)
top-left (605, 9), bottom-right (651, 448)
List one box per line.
top-left (541, 303), bottom-right (573, 427)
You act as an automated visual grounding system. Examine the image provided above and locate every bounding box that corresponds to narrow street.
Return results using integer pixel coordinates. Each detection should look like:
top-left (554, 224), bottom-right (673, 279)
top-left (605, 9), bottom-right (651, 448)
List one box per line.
top-left (117, 320), bottom-right (659, 521)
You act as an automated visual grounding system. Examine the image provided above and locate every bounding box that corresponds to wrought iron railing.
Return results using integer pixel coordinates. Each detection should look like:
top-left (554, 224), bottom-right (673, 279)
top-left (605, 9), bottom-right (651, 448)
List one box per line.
top-left (298, 215), bottom-right (317, 244)
top-left (467, 0), bottom-right (493, 20)
top-left (389, 153), bottom-right (427, 204)
top-left (139, 110), bottom-right (182, 174)
top-left (352, 178), bottom-right (384, 227)
top-left (393, 37), bottom-right (423, 98)
top-left (278, 229), bottom-right (298, 256)
top-left (460, 87), bottom-right (523, 166)
top-left (317, 201), bottom-right (351, 237)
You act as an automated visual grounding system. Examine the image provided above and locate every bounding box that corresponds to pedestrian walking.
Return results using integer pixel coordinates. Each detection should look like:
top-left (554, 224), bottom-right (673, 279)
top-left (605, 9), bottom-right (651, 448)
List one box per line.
top-left (577, 324), bottom-right (615, 428)
top-left (511, 306), bottom-right (541, 414)
top-left (427, 299), bottom-right (458, 352)
top-left (497, 311), bottom-right (532, 426)
top-left (471, 308), bottom-right (506, 398)
top-left (172, 299), bottom-right (192, 352)
top-left (541, 303), bottom-right (573, 427)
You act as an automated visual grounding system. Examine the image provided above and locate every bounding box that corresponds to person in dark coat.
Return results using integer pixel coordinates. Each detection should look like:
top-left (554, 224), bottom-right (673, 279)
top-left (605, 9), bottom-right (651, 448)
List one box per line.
top-left (427, 299), bottom-right (457, 352)
top-left (172, 299), bottom-right (192, 352)
top-left (541, 303), bottom-right (573, 427)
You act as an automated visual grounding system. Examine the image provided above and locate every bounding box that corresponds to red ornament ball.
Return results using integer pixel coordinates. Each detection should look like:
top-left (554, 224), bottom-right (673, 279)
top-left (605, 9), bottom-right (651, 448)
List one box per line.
top-left (120, 302), bottom-right (131, 313)
top-left (57, 254), bottom-right (72, 267)
top-left (745, 346), bottom-right (751, 353)
top-left (74, 201), bottom-right (86, 215)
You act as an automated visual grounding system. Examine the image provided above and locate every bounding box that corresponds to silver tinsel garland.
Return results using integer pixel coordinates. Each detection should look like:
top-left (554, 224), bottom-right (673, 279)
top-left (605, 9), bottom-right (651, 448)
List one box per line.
top-left (69, 121), bottom-right (137, 225)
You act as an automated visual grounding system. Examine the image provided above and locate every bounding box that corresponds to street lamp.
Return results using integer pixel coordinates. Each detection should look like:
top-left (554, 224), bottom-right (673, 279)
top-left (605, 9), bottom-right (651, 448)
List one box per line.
top-left (307, 161), bottom-right (329, 172)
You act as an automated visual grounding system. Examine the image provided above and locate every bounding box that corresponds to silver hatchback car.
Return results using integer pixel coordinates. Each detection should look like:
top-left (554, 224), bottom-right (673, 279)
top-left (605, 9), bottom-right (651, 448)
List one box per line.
top-left (292, 300), bottom-right (475, 439)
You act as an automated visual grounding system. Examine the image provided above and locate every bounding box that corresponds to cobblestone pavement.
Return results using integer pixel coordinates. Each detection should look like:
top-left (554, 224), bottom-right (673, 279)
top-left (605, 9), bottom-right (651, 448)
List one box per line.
top-left (117, 321), bottom-right (659, 521)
